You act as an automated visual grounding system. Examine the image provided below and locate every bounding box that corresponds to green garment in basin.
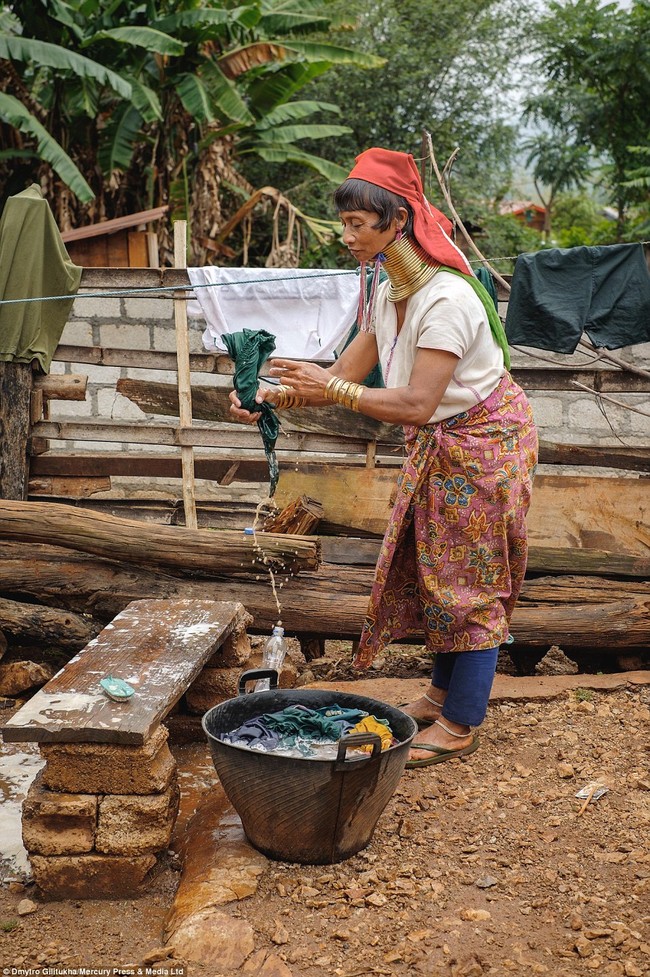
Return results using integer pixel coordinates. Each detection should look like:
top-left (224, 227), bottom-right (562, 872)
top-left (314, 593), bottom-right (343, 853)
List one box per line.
top-left (0, 184), bottom-right (82, 373)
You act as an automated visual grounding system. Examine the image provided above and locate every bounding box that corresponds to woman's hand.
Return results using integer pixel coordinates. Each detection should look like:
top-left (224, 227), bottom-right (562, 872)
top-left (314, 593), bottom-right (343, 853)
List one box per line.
top-left (228, 388), bottom-right (267, 424)
top-left (267, 359), bottom-right (332, 399)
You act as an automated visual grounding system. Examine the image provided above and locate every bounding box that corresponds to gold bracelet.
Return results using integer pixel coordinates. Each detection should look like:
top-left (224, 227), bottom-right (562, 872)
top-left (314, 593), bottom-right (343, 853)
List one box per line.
top-left (274, 384), bottom-right (307, 410)
top-left (324, 376), bottom-right (364, 411)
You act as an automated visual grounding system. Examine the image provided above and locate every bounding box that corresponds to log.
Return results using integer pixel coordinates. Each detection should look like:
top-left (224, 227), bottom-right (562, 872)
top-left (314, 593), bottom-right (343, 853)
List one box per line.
top-left (262, 496), bottom-right (323, 535)
top-left (33, 374), bottom-right (87, 401)
top-left (0, 361), bottom-right (33, 499)
top-left (0, 595), bottom-right (97, 648)
top-left (1, 543), bottom-right (648, 648)
top-left (0, 499), bottom-right (319, 575)
top-left (538, 439), bottom-right (650, 473)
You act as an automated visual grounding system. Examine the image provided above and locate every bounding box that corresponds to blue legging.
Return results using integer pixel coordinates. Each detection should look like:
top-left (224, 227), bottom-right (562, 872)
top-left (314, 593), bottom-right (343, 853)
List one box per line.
top-left (432, 647), bottom-right (499, 728)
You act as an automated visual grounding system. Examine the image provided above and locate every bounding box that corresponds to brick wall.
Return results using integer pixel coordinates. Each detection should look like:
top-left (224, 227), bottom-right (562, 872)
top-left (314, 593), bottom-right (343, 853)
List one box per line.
top-left (48, 289), bottom-right (650, 497)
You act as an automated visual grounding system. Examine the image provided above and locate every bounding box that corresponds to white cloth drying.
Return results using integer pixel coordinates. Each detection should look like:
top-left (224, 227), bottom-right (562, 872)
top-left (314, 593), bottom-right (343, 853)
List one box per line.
top-left (187, 266), bottom-right (359, 360)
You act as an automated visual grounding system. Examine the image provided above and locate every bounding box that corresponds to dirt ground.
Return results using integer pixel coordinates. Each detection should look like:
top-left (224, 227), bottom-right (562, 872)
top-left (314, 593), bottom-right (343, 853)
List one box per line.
top-left (1, 664), bottom-right (649, 977)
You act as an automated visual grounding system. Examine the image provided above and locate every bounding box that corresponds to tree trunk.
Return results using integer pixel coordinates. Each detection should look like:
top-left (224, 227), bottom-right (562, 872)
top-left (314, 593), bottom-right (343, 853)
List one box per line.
top-left (0, 499), bottom-right (319, 576)
top-left (0, 362), bottom-right (33, 499)
top-left (0, 595), bottom-right (97, 648)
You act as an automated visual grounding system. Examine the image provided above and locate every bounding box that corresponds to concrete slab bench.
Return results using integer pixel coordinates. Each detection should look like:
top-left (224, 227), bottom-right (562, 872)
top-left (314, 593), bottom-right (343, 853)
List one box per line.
top-left (0, 597), bottom-right (250, 899)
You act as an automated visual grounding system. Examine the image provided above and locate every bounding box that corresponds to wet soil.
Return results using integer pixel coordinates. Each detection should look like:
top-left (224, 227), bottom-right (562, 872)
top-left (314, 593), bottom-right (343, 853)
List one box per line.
top-left (1, 668), bottom-right (649, 977)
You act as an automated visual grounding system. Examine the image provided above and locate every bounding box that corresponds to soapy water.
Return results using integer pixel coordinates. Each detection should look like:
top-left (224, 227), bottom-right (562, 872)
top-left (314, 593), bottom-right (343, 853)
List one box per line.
top-left (0, 742), bottom-right (45, 877)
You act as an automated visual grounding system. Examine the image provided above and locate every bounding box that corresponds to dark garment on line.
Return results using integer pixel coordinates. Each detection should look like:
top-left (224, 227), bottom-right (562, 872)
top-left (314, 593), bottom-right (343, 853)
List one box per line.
top-left (505, 243), bottom-right (650, 354)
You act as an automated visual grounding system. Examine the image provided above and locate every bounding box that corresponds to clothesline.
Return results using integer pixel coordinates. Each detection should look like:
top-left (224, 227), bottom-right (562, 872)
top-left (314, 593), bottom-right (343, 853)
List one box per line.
top-left (0, 241), bottom-right (647, 307)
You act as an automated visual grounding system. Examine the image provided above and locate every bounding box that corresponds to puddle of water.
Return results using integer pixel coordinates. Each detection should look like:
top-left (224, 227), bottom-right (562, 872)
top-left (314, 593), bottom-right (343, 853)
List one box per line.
top-left (0, 741), bottom-right (44, 879)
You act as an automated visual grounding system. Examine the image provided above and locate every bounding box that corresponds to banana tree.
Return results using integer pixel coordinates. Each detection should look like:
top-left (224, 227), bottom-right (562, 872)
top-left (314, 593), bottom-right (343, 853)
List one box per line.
top-left (1, 0), bottom-right (383, 261)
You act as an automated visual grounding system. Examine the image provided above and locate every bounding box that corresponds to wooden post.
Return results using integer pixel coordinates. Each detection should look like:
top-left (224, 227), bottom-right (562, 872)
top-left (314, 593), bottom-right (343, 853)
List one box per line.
top-left (0, 361), bottom-right (33, 499)
top-left (173, 221), bottom-right (197, 529)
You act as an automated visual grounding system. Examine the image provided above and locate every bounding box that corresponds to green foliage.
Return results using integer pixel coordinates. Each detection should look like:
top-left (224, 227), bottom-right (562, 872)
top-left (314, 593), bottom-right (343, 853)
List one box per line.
top-left (0, 92), bottom-right (94, 201)
top-left (574, 688), bottom-right (594, 703)
top-left (524, 0), bottom-right (650, 239)
top-left (0, 920), bottom-right (18, 933)
top-left (0, 0), bottom-right (385, 243)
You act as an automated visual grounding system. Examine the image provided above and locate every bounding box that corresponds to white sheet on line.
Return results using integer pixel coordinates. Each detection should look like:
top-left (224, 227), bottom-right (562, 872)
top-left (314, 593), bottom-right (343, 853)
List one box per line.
top-left (187, 266), bottom-right (359, 360)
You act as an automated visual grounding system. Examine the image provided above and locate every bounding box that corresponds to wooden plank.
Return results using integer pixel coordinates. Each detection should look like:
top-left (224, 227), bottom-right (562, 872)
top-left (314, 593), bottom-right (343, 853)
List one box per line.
top-left (510, 368), bottom-right (650, 393)
top-left (275, 470), bottom-right (650, 556)
top-left (115, 377), bottom-right (403, 444)
top-left (52, 341), bottom-right (650, 392)
top-left (53, 345), bottom-right (223, 374)
top-left (28, 476), bottom-right (111, 498)
top-left (0, 598), bottom-right (247, 744)
top-left (30, 452), bottom-right (274, 481)
top-left (173, 220), bottom-right (197, 529)
top-left (31, 418), bottom-right (404, 458)
top-left (538, 439), bottom-right (650, 473)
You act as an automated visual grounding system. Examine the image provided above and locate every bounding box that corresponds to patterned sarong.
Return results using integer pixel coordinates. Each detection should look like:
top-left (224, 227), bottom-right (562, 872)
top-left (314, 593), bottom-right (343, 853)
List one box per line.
top-left (354, 373), bottom-right (538, 667)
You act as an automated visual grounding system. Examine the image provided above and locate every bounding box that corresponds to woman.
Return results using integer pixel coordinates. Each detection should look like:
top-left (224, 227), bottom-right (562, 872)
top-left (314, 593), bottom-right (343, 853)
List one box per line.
top-left (229, 147), bottom-right (538, 768)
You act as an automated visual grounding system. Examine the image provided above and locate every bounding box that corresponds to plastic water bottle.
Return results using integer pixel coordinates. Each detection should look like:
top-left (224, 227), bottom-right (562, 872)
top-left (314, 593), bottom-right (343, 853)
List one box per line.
top-left (255, 625), bottom-right (287, 692)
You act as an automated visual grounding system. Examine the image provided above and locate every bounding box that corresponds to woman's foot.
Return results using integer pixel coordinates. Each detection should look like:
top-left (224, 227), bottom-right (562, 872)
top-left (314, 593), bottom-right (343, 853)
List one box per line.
top-left (408, 717), bottom-right (475, 763)
top-left (400, 687), bottom-right (446, 729)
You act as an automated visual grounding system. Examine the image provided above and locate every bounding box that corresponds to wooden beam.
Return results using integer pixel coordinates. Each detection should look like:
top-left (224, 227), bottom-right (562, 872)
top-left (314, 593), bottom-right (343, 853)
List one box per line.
top-left (28, 476), bottom-right (111, 498)
top-left (173, 221), bottom-right (197, 529)
top-left (115, 377), bottom-right (403, 444)
top-left (52, 341), bottom-right (650, 393)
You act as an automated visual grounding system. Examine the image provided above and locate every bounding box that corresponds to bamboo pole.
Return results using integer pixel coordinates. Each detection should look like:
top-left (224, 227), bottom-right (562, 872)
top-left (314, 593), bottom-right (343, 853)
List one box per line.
top-left (173, 220), bottom-right (197, 529)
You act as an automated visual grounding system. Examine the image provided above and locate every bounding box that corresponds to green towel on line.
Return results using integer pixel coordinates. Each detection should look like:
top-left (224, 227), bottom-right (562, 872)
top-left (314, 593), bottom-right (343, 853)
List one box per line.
top-left (0, 184), bottom-right (81, 373)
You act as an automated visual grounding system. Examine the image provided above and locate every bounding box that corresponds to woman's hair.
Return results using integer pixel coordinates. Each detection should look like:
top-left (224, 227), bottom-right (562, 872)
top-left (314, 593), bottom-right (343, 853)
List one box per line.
top-left (333, 178), bottom-right (414, 234)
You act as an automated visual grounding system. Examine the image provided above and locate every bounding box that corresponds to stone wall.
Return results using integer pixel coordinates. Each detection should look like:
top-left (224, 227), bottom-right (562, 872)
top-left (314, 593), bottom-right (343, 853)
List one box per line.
top-left (48, 286), bottom-right (649, 497)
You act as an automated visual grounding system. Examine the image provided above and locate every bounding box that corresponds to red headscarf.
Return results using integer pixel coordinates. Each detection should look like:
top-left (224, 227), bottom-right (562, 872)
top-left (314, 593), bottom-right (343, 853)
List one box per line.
top-left (346, 147), bottom-right (474, 275)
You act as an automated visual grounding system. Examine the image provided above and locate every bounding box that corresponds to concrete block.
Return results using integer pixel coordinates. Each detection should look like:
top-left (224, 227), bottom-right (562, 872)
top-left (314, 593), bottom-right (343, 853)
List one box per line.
top-left (73, 364), bottom-right (121, 384)
top-left (59, 320), bottom-right (94, 346)
top-left (122, 367), bottom-right (177, 384)
top-left (151, 327), bottom-right (179, 352)
top-left (71, 297), bottom-right (121, 318)
top-left (123, 297), bottom-right (174, 321)
top-left (48, 398), bottom-right (94, 420)
top-left (96, 387), bottom-right (147, 419)
top-left (22, 771), bottom-right (97, 856)
top-left (98, 322), bottom-right (151, 350)
top-left (40, 725), bottom-right (176, 795)
top-left (95, 781), bottom-right (179, 856)
top-left (529, 396), bottom-right (564, 429)
top-left (568, 397), bottom-right (630, 433)
top-left (29, 852), bottom-right (157, 899)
